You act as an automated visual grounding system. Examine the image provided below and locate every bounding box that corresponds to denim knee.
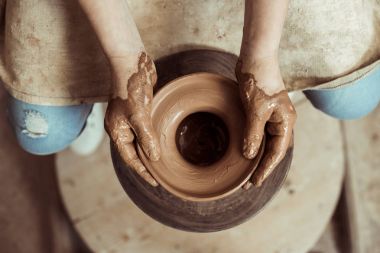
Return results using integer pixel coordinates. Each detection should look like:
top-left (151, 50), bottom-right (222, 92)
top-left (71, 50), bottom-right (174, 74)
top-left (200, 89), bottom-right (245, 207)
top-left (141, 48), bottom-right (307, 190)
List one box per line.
top-left (7, 96), bottom-right (92, 155)
top-left (304, 72), bottom-right (380, 120)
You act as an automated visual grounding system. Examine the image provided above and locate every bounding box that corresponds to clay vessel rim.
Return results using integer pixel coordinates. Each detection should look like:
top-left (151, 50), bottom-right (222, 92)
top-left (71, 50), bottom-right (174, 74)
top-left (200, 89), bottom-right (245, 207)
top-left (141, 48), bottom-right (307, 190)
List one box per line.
top-left (138, 72), bottom-right (265, 202)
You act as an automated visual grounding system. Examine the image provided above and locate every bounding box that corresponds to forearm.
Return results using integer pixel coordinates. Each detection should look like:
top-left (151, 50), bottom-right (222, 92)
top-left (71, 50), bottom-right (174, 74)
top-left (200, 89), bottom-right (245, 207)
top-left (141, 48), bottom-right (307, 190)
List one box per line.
top-left (239, 0), bottom-right (289, 66)
top-left (238, 0), bottom-right (289, 95)
top-left (78, 0), bottom-right (149, 99)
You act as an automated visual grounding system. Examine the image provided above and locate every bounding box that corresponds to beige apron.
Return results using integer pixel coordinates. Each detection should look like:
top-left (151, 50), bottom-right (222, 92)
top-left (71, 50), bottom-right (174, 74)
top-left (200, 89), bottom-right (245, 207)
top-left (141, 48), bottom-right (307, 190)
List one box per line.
top-left (0, 0), bottom-right (379, 105)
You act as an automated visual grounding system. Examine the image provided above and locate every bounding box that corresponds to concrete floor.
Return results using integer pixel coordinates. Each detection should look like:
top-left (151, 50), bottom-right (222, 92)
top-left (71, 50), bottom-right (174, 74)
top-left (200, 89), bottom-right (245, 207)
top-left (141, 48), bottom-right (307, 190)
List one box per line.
top-left (0, 79), bottom-right (379, 253)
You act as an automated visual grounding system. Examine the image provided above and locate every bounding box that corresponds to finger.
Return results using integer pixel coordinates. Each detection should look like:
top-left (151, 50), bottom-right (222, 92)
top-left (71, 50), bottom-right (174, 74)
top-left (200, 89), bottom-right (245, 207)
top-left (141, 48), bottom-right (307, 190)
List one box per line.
top-left (105, 109), bottom-right (158, 187)
top-left (243, 110), bottom-right (271, 159)
top-left (114, 127), bottom-right (159, 187)
top-left (266, 121), bottom-right (286, 136)
top-left (128, 113), bottom-right (160, 161)
top-left (119, 142), bottom-right (158, 187)
top-left (105, 105), bottom-right (135, 146)
top-left (242, 181), bottom-right (253, 190)
top-left (145, 55), bottom-right (158, 88)
top-left (251, 120), bottom-right (293, 187)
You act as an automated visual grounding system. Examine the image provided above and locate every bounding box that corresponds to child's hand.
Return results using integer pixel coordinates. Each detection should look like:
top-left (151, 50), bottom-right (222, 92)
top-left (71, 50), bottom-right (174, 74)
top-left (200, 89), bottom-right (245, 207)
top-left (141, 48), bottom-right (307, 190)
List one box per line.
top-left (236, 56), bottom-right (296, 188)
top-left (105, 52), bottom-right (160, 187)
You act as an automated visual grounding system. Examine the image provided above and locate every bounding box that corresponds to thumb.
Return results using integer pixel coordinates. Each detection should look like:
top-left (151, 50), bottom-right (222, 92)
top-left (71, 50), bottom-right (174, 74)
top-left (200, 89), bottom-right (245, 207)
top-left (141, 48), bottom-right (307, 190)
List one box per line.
top-left (128, 113), bottom-right (160, 161)
top-left (243, 111), bottom-right (269, 159)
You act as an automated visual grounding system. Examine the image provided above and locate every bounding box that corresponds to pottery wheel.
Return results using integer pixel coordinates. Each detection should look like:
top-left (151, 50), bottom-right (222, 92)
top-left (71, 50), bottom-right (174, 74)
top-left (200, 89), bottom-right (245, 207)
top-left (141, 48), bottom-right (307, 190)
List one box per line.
top-left (56, 50), bottom-right (345, 252)
top-left (110, 50), bottom-right (293, 232)
top-left (112, 146), bottom-right (292, 232)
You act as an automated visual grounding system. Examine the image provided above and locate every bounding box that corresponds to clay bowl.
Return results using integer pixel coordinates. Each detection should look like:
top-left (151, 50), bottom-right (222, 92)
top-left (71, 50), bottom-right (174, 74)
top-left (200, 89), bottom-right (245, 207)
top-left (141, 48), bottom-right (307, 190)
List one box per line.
top-left (111, 50), bottom-right (293, 232)
top-left (137, 72), bottom-right (265, 201)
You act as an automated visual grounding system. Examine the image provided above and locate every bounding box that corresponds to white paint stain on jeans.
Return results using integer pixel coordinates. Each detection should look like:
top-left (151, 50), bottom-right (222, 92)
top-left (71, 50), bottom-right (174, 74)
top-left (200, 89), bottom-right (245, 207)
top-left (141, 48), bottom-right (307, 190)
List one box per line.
top-left (22, 110), bottom-right (48, 138)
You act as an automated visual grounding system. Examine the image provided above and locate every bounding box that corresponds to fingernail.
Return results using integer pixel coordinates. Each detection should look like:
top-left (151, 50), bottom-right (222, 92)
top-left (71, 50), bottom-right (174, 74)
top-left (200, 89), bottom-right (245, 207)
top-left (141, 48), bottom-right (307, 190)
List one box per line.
top-left (243, 181), bottom-right (253, 190)
top-left (243, 141), bottom-right (257, 159)
top-left (252, 178), bottom-right (263, 188)
top-left (151, 179), bottom-right (159, 187)
top-left (147, 177), bottom-right (158, 187)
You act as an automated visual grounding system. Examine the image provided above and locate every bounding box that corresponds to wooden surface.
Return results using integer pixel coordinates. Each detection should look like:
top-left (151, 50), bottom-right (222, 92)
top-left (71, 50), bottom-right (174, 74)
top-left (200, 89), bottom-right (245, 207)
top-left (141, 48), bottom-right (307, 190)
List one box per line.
top-left (56, 96), bottom-right (345, 253)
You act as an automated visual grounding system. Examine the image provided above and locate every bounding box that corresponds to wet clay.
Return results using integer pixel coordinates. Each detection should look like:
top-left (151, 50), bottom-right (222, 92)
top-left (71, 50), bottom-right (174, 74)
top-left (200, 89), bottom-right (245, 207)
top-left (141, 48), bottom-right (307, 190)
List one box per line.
top-left (111, 49), bottom-right (294, 232)
top-left (137, 73), bottom-right (265, 201)
top-left (175, 112), bottom-right (229, 167)
top-left (235, 61), bottom-right (296, 187)
top-left (105, 52), bottom-right (160, 187)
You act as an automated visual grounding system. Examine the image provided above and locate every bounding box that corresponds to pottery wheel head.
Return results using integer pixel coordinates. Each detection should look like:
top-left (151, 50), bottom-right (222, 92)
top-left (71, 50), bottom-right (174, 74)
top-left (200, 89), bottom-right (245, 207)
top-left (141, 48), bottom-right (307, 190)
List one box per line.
top-left (137, 73), bottom-right (265, 201)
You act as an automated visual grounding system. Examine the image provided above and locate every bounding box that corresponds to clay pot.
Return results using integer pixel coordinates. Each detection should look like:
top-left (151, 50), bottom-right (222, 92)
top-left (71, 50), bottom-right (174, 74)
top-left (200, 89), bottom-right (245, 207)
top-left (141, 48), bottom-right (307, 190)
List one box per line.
top-left (137, 72), bottom-right (265, 201)
top-left (111, 50), bottom-right (293, 232)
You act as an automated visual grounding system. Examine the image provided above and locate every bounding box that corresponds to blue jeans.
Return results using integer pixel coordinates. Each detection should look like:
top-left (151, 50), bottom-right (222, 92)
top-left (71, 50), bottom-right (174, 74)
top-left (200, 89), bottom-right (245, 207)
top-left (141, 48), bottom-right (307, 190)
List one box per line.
top-left (304, 65), bottom-right (380, 120)
top-left (6, 66), bottom-right (380, 155)
top-left (7, 97), bottom-right (93, 155)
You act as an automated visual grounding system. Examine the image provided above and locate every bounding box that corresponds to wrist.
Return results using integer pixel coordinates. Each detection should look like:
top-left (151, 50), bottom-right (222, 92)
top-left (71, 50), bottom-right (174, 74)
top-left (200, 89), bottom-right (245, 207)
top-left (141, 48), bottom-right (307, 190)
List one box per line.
top-left (110, 52), bottom-right (157, 100)
top-left (236, 55), bottom-right (285, 96)
top-left (110, 61), bottom-right (136, 100)
top-left (109, 53), bottom-right (141, 74)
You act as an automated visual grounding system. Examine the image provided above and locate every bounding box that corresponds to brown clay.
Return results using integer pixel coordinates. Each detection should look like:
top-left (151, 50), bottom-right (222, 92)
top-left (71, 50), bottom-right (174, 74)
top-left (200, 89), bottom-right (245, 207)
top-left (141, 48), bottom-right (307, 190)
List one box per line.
top-left (105, 52), bottom-right (160, 187)
top-left (236, 61), bottom-right (296, 187)
top-left (111, 49), bottom-right (294, 232)
top-left (137, 73), bottom-right (265, 201)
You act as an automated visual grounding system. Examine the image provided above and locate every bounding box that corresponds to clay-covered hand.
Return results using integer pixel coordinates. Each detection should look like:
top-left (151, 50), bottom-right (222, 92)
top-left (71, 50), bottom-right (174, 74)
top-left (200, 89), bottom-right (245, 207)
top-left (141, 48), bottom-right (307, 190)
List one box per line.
top-left (236, 57), bottom-right (296, 188)
top-left (105, 52), bottom-right (160, 187)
